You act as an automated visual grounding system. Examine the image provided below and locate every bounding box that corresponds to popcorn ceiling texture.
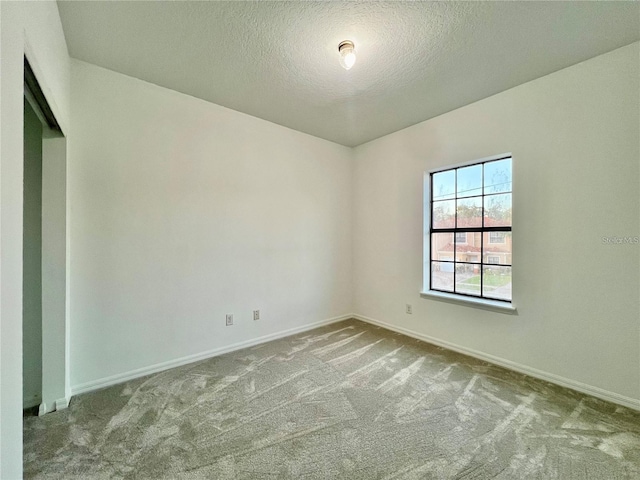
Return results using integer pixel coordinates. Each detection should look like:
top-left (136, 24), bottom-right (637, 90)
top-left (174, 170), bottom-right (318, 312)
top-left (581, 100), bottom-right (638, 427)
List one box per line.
top-left (57, 1), bottom-right (639, 146)
top-left (24, 319), bottom-right (640, 479)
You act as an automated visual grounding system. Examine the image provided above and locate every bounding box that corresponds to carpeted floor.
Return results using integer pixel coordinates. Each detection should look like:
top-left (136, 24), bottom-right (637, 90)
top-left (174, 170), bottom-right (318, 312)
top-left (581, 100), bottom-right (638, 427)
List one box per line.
top-left (24, 319), bottom-right (640, 479)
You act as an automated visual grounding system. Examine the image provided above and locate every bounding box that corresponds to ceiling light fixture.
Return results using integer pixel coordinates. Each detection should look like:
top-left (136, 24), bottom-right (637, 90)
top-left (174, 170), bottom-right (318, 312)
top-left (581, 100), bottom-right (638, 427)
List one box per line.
top-left (338, 40), bottom-right (356, 70)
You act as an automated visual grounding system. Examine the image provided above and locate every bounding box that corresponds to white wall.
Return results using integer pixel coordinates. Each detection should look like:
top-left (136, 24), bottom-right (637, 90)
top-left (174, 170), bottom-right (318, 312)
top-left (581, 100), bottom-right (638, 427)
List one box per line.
top-left (353, 42), bottom-right (640, 407)
top-left (0, 1), bottom-right (70, 477)
top-left (69, 61), bottom-right (353, 390)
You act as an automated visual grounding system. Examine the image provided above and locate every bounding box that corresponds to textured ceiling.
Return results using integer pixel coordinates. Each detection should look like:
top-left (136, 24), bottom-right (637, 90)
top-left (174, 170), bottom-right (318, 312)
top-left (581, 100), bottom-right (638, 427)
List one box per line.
top-left (58, 1), bottom-right (639, 147)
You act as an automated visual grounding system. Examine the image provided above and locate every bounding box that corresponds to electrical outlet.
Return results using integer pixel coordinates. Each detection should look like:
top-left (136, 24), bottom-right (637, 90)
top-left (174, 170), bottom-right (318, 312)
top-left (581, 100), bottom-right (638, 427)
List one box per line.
top-left (253, 310), bottom-right (260, 321)
top-left (406, 304), bottom-right (413, 314)
top-left (226, 314), bottom-right (234, 326)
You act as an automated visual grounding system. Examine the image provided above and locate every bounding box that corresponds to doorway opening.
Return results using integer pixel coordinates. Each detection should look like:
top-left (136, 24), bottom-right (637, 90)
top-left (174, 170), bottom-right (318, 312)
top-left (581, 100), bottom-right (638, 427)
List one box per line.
top-left (23, 57), bottom-right (69, 415)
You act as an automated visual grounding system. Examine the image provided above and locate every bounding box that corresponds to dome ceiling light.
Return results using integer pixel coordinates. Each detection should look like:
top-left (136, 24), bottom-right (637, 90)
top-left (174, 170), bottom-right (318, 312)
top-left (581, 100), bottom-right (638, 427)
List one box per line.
top-left (338, 40), bottom-right (356, 70)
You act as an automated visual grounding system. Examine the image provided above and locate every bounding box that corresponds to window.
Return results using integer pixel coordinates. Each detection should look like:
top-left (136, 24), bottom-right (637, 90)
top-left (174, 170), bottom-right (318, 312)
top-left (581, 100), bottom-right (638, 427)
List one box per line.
top-left (426, 156), bottom-right (512, 303)
top-left (455, 232), bottom-right (467, 243)
top-left (489, 232), bottom-right (505, 244)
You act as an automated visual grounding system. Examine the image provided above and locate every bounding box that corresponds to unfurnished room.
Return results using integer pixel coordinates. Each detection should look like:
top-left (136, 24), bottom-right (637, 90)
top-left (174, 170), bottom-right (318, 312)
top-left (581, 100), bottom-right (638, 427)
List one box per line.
top-left (1, 1), bottom-right (639, 479)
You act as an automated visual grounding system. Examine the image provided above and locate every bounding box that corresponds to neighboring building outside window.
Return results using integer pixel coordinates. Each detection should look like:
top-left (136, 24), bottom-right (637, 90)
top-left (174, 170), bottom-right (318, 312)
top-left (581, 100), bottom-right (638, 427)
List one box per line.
top-left (489, 232), bottom-right (506, 244)
top-left (425, 155), bottom-right (512, 303)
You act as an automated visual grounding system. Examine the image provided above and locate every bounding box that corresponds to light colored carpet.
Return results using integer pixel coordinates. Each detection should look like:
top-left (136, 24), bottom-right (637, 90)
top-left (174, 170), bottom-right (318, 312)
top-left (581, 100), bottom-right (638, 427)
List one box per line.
top-left (24, 319), bottom-right (640, 479)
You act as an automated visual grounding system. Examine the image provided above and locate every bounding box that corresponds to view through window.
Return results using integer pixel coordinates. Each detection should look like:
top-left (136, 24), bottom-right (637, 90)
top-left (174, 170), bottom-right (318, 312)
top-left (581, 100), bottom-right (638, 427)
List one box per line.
top-left (427, 156), bottom-right (512, 302)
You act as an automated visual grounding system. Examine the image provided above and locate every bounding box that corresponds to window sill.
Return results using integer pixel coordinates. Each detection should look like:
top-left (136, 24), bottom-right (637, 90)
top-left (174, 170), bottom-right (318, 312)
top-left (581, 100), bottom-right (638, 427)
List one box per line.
top-left (420, 290), bottom-right (517, 314)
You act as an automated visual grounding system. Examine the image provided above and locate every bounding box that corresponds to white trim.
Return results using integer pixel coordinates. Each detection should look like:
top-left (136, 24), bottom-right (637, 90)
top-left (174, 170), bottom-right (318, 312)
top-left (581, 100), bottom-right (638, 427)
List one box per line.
top-left (420, 290), bottom-right (516, 313)
top-left (55, 396), bottom-right (70, 411)
top-left (71, 314), bottom-right (353, 396)
top-left (38, 402), bottom-right (55, 416)
top-left (353, 313), bottom-right (640, 412)
top-left (424, 153), bottom-right (515, 308)
top-left (35, 396), bottom-right (71, 416)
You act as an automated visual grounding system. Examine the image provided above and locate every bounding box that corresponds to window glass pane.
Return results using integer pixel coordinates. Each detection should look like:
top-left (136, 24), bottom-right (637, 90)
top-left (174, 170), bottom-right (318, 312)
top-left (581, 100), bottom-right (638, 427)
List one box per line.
top-left (432, 170), bottom-right (456, 201)
top-left (455, 263), bottom-right (481, 296)
top-left (457, 164), bottom-right (482, 198)
top-left (431, 262), bottom-right (454, 292)
top-left (431, 232), bottom-right (454, 261)
top-left (457, 197), bottom-right (482, 228)
top-left (483, 232), bottom-right (511, 265)
top-left (484, 158), bottom-right (512, 194)
top-left (456, 231), bottom-right (481, 263)
top-left (484, 193), bottom-right (511, 227)
top-left (432, 200), bottom-right (455, 228)
top-left (482, 265), bottom-right (512, 301)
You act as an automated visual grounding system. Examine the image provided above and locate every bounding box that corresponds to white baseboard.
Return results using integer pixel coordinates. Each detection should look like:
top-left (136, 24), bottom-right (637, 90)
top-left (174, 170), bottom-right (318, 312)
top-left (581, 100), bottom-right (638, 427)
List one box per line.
top-left (38, 402), bottom-right (55, 416)
top-left (71, 314), bottom-right (353, 396)
top-left (55, 396), bottom-right (70, 411)
top-left (70, 312), bottom-right (639, 412)
top-left (37, 396), bottom-right (72, 416)
top-left (353, 314), bottom-right (640, 412)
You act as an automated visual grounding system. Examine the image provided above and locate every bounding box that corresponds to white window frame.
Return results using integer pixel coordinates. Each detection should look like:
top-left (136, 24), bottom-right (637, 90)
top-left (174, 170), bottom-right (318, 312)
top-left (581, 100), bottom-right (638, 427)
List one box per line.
top-left (422, 153), bottom-right (516, 313)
